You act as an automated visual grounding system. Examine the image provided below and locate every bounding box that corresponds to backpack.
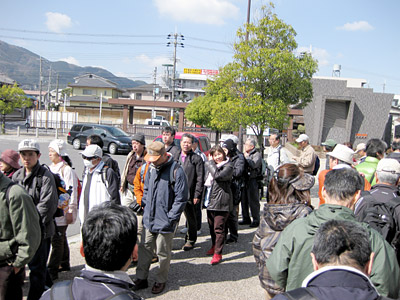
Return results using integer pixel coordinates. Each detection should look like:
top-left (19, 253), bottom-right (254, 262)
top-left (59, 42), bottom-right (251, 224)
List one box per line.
top-left (357, 192), bottom-right (400, 252)
top-left (38, 164), bottom-right (72, 217)
top-left (49, 280), bottom-right (136, 300)
top-left (147, 161), bottom-right (180, 187)
top-left (311, 155), bottom-right (320, 176)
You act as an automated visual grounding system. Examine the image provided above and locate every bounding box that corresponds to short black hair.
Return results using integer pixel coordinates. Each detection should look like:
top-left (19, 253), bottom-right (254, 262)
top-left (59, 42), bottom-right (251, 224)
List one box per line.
top-left (182, 133), bottom-right (194, 143)
top-left (87, 134), bottom-right (104, 149)
top-left (82, 202), bottom-right (137, 271)
top-left (366, 138), bottom-right (385, 158)
top-left (312, 220), bottom-right (371, 270)
top-left (324, 168), bottom-right (363, 201)
top-left (392, 141), bottom-right (400, 151)
top-left (162, 126), bottom-right (176, 137)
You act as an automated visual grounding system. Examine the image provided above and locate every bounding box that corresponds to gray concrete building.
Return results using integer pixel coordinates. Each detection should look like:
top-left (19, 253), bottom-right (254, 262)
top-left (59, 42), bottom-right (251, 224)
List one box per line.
top-left (303, 77), bottom-right (393, 147)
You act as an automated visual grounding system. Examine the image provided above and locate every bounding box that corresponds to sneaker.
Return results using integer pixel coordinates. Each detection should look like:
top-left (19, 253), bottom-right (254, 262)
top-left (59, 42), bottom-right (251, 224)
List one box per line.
top-left (211, 254), bottom-right (222, 265)
top-left (182, 242), bottom-right (194, 251)
top-left (180, 227), bottom-right (188, 234)
top-left (132, 278), bottom-right (149, 291)
top-left (206, 246), bottom-right (215, 256)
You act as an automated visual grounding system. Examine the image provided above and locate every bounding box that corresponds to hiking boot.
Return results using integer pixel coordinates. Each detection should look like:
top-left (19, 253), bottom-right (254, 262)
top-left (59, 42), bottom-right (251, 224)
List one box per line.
top-left (211, 254), bottom-right (222, 265)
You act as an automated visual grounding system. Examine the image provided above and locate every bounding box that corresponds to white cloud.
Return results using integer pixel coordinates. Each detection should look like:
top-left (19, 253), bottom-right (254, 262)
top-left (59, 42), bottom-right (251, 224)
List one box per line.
top-left (135, 54), bottom-right (172, 67)
top-left (153, 0), bottom-right (239, 25)
top-left (45, 12), bottom-right (73, 33)
top-left (297, 46), bottom-right (330, 67)
top-left (59, 56), bottom-right (80, 66)
top-left (337, 21), bottom-right (374, 31)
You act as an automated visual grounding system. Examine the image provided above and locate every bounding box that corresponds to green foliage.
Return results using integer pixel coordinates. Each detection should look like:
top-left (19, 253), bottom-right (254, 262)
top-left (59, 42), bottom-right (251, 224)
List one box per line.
top-left (186, 3), bottom-right (318, 146)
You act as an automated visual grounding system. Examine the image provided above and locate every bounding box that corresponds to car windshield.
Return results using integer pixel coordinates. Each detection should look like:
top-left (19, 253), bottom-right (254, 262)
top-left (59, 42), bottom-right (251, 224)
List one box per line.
top-left (106, 127), bottom-right (129, 137)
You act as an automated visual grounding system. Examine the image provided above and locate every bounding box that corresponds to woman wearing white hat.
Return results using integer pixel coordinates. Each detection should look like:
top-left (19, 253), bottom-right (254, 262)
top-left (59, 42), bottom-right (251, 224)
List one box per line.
top-left (47, 139), bottom-right (79, 281)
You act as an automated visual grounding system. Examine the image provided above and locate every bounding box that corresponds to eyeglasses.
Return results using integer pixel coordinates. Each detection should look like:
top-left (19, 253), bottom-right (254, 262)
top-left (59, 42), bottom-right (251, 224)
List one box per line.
top-left (82, 156), bottom-right (97, 161)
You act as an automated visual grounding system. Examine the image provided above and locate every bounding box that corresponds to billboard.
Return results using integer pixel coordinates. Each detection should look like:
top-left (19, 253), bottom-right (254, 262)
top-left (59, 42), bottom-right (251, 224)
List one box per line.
top-left (184, 68), bottom-right (219, 75)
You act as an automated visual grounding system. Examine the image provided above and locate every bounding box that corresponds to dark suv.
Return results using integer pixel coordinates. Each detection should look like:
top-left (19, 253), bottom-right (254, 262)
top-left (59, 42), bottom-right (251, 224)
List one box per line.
top-left (67, 124), bottom-right (132, 154)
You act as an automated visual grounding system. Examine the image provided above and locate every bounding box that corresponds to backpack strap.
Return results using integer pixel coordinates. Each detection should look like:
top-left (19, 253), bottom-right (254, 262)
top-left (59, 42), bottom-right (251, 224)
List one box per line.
top-left (100, 165), bottom-right (109, 188)
top-left (1, 182), bottom-right (16, 206)
top-left (50, 280), bottom-right (74, 300)
top-left (140, 163), bottom-right (147, 183)
top-left (169, 161), bottom-right (179, 186)
top-left (283, 287), bottom-right (319, 300)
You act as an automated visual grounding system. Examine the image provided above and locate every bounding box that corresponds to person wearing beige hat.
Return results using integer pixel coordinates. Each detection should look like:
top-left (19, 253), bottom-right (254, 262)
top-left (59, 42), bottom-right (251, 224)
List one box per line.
top-left (292, 134), bottom-right (317, 175)
top-left (355, 142), bottom-right (367, 164)
top-left (0, 149), bottom-right (21, 178)
top-left (134, 141), bottom-right (188, 294)
top-left (47, 139), bottom-right (79, 281)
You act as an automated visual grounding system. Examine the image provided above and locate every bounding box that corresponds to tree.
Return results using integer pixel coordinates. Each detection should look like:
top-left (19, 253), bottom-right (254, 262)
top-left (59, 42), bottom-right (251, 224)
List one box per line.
top-left (186, 3), bottom-right (318, 150)
top-left (0, 84), bottom-right (31, 133)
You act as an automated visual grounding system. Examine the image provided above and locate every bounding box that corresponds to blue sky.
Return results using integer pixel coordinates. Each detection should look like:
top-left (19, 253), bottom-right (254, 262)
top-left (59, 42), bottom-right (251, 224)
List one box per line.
top-left (1, 0), bottom-right (399, 94)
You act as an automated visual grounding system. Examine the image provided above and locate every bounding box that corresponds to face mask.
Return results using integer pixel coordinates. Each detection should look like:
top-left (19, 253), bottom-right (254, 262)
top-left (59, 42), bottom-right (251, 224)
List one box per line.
top-left (83, 159), bottom-right (95, 169)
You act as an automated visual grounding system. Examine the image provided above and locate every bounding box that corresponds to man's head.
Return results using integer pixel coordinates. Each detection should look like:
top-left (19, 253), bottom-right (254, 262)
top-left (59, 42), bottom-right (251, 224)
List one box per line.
top-left (375, 158), bottom-right (400, 186)
top-left (322, 168), bottom-right (363, 207)
top-left (18, 139), bottom-right (41, 171)
top-left (131, 133), bottom-right (146, 154)
top-left (321, 139), bottom-right (337, 152)
top-left (162, 126), bottom-right (176, 146)
top-left (392, 141), bottom-right (400, 153)
top-left (269, 134), bottom-right (281, 148)
top-left (244, 138), bottom-right (256, 153)
top-left (355, 143), bottom-right (367, 158)
top-left (311, 220), bottom-right (373, 275)
top-left (365, 138), bottom-right (386, 159)
top-left (86, 134), bottom-right (104, 149)
top-left (296, 134), bottom-right (310, 149)
top-left (192, 137), bottom-right (199, 152)
top-left (81, 144), bottom-right (103, 170)
top-left (81, 202), bottom-right (138, 271)
top-left (327, 144), bottom-right (354, 169)
top-left (144, 141), bottom-right (168, 166)
top-left (181, 133), bottom-right (194, 154)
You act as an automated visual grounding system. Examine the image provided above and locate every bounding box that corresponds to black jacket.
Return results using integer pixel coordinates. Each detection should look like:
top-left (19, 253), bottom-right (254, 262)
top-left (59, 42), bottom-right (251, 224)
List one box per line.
top-left (166, 144), bottom-right (180, 162)
top-left (230, 152), bottom-right (246, 205)
top-left (179, 150), bottom-right (204, 201)
top-left (205, 160), bottom-right (233, 212)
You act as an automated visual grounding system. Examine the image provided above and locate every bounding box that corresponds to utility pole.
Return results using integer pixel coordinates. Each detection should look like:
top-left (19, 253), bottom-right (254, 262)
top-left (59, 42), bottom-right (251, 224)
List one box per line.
top-left (152, 67), bottom-right (157, 119)
top-left (238, 0), bottom-right (252, 151)
top-left (38, 57), bottom-right (42, 110)
top-left (167, 32), bottom-right (184, 125)
top-left (46, 66), bottom-right (52, 111)
top-left (55, 73), bottom-right (59, 110)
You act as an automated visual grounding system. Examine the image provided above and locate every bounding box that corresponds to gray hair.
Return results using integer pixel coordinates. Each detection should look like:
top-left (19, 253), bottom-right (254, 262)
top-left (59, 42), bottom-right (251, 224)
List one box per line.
top-left (376, 171), bottom-right (399, 185)
top-left (246, 138), bottom-right (257, 147)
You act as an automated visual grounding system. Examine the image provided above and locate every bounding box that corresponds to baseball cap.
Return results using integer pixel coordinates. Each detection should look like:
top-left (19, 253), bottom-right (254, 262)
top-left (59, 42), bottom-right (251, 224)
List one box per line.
top-left (18, 139), bottom-right (40, 152)
top-left (80, 144), bottom-right (103, 158)
top-left (48, 139), bottom-right (68, 156)
top-left (376, 158), bottom-right (400, 174)
top-left (355, 143), bottom-right (366, 153)
top-left (296, 134), bottom-right (309, 143)
top-left (327, 144), bottom-right (355, 165)
top-left (144, 141), bottom-right (166, 163)
top-left (321, 139), bottom-right (337, 148)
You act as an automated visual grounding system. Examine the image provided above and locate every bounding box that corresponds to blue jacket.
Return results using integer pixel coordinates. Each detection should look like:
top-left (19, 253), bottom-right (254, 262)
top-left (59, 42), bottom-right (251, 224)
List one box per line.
top-left (142, 156), bottom-right (188, 233)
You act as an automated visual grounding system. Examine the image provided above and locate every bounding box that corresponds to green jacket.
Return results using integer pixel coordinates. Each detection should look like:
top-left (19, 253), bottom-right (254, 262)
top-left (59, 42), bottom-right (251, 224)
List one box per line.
top-left (265, 204), bottom-right (400, 298)
top-left (0, 173), bottom-right (41, 268)
top-left (355, 156), bottom-right (379, 186)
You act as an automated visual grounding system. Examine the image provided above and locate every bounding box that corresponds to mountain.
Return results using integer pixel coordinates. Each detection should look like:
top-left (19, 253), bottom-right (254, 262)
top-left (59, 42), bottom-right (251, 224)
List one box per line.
top-left (0, 40), bottom-right (147, 90)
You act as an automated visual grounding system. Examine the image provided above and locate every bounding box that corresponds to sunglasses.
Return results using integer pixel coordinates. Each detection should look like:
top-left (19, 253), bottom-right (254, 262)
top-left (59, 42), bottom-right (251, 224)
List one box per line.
top-left (82, 156), bottom-right (97, 161)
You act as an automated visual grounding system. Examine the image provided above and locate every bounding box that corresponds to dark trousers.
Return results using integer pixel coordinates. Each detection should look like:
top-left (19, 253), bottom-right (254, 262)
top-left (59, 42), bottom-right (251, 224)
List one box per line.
top-left (225, 204), bottom-right (239, 241)
top-left (184, 200), bottom-right (198, 245)
top-left (241, 179), bottom-right (260, 223)
top-left (0, 265), bottom-right (25, 300)
top-left (48, 226), bottom-right (70, 276)
top-left (207, 210), bottom-right (229, 255)
top-left (195, 201), bottom-right (202, 231)
top-left (28, 237), bottom-right (51, 300)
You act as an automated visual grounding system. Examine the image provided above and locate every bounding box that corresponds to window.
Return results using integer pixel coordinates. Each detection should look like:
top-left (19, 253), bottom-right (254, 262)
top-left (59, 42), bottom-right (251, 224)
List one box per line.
top-left (136, 93), bottom-right (142, 100)
top-left (83, 89), bottom-right (93, 95)
top-left (82, 126), bottom-right (93, 132)
top-left (104, 90), bottom-right (107, 96)
top-left (164, 94), bottom-right (169, 100)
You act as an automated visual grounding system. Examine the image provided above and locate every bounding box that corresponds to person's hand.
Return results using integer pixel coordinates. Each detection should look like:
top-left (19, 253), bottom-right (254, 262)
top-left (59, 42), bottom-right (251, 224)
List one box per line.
top-left (193, 198), bottom-right (200, 205)
top-left (13, 267), bottom-right (21, 274)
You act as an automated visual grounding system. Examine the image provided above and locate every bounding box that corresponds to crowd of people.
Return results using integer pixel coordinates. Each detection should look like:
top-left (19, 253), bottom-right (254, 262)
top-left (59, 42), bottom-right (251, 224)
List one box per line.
top-left (1, 128), bottom-right (400, 300)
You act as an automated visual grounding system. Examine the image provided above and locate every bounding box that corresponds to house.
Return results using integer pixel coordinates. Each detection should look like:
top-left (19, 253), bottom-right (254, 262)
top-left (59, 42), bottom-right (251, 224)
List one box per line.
top-left (175, 69), bottom-right (218, 102)
top-left (66, 74), bottom-right (124, 123)
top-left (0, 74), bottom-right (16, 87)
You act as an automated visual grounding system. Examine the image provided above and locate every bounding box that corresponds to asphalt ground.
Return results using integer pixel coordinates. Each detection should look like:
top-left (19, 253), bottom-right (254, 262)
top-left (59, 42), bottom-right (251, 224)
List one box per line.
top-left (0, 132), bottom-right (321, 300)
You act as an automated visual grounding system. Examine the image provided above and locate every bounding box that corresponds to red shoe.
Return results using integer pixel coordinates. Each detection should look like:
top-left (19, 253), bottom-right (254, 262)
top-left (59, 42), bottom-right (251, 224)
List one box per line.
top-left (211, 254), bottom-right (222, 265)
top-left (206, 246), bottom-right (215, 256)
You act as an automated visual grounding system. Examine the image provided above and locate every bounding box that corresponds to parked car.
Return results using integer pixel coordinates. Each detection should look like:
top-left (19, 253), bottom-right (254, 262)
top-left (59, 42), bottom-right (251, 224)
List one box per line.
top-left (145, 118), bottom-right (170, 126)
top-left (67, 123), bottom-right (132, 154)
top-left (154, 132), bottom-right (212, 156)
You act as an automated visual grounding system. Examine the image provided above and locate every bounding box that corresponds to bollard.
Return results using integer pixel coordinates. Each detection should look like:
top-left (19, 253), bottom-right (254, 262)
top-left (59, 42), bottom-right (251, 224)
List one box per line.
top-left (17, 126), bottom-right (20, 137)
top-left (55, 128), bottom-right (58, 139)
top-left (36, 128), bottom-right (39, 138)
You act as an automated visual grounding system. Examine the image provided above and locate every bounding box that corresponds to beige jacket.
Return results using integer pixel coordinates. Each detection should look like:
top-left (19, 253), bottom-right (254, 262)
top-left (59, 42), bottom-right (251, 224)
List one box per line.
top-left (293, 144), bottom-right (316, 174)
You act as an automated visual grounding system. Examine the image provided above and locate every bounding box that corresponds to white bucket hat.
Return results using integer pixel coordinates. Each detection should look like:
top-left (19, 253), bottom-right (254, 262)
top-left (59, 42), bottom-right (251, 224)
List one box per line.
top-left (327, 144), bottom-right (354, 165)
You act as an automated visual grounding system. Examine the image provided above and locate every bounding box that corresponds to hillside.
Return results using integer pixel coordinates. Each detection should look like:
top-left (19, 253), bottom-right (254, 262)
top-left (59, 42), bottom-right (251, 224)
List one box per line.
top-left (0, 40), bottom-right (146, 89)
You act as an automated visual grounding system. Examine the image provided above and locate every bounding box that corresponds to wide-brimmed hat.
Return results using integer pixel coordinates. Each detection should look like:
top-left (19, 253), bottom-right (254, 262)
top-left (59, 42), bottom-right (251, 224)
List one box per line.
top-left (290, 173), bottom-right (315, 191)
top-left (0, 149), bottom-right (20, 169)
top-left (48, 139), bottom-right (68, 156)
top-left (80, 144), bottom-right (103, 158)
top-left (327, 144), bottom-right (354, 165)
top-left (144, 141), bottom-right (165, 163)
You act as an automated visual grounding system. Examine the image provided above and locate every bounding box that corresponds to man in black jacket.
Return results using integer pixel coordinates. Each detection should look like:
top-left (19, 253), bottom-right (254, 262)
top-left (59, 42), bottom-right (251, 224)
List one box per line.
top-left (179, 133), bottom-right (204, 250)
top-left (162, 126), bottom-right (180, 161)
